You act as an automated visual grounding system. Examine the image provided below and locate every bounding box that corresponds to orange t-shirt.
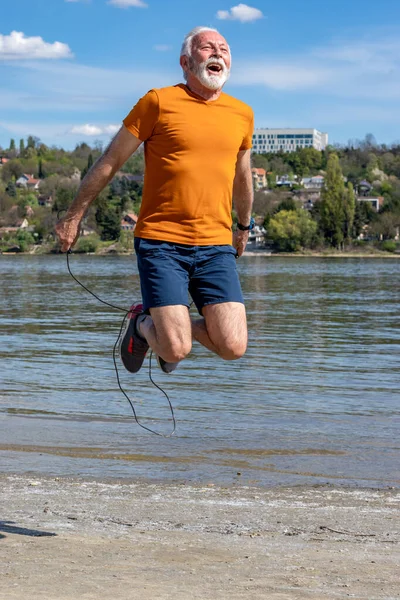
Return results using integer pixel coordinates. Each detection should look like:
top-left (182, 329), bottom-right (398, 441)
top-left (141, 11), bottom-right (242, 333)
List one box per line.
top-left (123, 84), bottom-right (253, 245)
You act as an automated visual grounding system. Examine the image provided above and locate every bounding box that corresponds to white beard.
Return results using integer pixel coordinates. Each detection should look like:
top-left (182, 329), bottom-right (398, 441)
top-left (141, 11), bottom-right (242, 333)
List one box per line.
top-left (189, 57), bottom-right (230, 91)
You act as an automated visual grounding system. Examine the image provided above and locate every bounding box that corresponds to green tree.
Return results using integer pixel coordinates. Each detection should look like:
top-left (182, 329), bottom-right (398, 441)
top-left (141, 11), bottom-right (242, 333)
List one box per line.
top-left (95, 198), bottom-right (121, 241)
top-left (369, 212), bottom-right (399, 241)
top-left (1, 159), bottom-right (24, 183)
top-left (267, 172), bottom-right (277, 188)
top-left (81, 153), bottom-right (94, 179)
top-left (366, 153), bottom-right (379, 182)
top-left (27, 135), bottom-right (40, 149)
top-left (38, 158), bottom-right (45, 179)
top-left (9, 139), bottom-right (16, 152)
top-left (76, 234), bottom-right (100, 253)
top-left (19, 139), bottom-right (25, 156)
top-left (268, 209), bottom-right (318, 252)
top-left (121, 151), bottom-right (144, 175)
top-left (343, 182), bottom-right (356, 243)
top-left (0, 190), bottom-right (15, 214)
top-left (319, 154), bottom-right (345, 248)
top-left (251, 154), bottom-right (269, 171)
top-left (353, 201), bottom-right (376, 238)
top-left (5, 181), bottom-right (17, 197)
top-left (16, 230), bottom-right (35, 252)
top-left (53, 186), bottom-right (76, 214)
top-left (275, 197), bottom-right (298, 213)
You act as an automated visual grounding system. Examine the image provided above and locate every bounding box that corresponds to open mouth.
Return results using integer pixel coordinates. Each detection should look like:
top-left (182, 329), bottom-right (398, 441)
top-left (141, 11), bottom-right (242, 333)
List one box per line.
top-left (207, 63), bottom-right (223, 74)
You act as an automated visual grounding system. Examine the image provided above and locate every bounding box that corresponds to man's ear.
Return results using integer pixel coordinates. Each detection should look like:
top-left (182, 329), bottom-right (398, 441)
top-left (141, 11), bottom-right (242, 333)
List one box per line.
top-left (180, 55), bottom-right (189, 74)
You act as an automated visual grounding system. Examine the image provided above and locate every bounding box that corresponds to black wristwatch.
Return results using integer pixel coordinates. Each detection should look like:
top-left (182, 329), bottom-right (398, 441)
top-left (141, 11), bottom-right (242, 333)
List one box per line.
top-left (237, 217), bottom-right (255, 231)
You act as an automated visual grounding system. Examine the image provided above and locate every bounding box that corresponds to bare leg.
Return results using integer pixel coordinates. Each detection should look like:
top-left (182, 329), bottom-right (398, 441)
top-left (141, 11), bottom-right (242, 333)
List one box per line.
top-left (138, 305), bottom-right (192, 363)
top-left (192, 302), bottom-right (248, 360)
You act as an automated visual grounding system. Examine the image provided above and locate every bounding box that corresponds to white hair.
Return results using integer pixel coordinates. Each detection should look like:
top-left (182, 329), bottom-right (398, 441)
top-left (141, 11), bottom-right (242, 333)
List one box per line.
top-left (180, 26), bottom-right (221, 58)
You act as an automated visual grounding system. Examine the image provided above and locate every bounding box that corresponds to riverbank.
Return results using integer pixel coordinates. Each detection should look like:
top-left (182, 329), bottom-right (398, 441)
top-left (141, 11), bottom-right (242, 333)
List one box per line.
top-left (1, 474), bottom-right (399, 600)
top-left (2, 246), bottom-right (400, 258)
top-left (243, 250), bottom-right (400, 257)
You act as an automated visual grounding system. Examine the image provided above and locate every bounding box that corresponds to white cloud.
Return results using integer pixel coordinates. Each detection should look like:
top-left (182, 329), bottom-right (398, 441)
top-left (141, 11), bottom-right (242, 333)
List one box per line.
top-left (108, 0), bottom-right (148, 8)
top-left (69, 124), bottom-right (120, 136)
top-left (154, 44), bottom-right (172, 52)
top-left (217, 4), bottom-right (263, 22)
top-left (0, 60), bottom-right (174, 113)
top-left (0, 120), bottom-right (120, 144)
top-left (231, 34), bottom-right (400, 100)
top-left (0, 121), bottom-right (67, 138)
top-left (233, 63), bottom-right (327, 90)
top-left (0, 31), bottom-right (72, 60)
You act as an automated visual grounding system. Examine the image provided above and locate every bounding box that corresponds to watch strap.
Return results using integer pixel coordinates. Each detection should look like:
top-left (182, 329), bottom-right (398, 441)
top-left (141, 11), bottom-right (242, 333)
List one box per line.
top-left (237, 217), bottom-right (255, 231)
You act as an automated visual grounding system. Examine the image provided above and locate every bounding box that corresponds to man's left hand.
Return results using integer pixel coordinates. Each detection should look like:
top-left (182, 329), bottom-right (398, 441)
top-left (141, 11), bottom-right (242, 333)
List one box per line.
top-left (233, 229), bottom-right (249, 258)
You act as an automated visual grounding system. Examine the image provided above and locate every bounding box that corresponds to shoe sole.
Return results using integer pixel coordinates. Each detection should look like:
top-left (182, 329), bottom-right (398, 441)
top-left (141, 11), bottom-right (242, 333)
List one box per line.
top-left (119, 312), bottom-right (148, 373)
top-left (156, 354), bottom-right (178, 374)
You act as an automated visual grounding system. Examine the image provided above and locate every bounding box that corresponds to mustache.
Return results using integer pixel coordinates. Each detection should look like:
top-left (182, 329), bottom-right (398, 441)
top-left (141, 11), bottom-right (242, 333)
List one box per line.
top-left (202, 57), bottom-right (228, 72)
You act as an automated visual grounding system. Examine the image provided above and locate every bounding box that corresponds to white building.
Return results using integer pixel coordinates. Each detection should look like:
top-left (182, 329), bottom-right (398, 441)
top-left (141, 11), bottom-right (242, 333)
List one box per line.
top-left (302, 175), bottom-right (325, 189)
top-left (246, 224), bottom-right (266, 248)
top-left (252, 128), bottom-right (328, 154)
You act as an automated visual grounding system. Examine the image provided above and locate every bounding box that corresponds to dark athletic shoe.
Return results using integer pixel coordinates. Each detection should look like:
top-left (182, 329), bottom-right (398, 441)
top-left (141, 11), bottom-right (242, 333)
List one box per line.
top-left (119, 303), bottom-right (149, 373)
top-left (156, 355), bottom-right (179, 374)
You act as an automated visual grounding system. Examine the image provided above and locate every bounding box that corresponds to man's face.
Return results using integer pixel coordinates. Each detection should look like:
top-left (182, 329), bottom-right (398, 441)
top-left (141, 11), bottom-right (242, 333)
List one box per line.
top-left (186, 31), bottom-right (231, 91)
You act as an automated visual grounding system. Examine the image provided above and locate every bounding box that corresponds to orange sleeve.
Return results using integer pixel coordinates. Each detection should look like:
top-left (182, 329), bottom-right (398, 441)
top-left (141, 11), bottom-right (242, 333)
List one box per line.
top-left (240, 108), bottom-right (254, 151)
top-left (123, 90), bottom-right (159, 141)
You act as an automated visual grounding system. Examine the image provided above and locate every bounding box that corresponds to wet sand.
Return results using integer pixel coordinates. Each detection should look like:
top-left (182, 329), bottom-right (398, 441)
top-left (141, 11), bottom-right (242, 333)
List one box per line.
top-left (1, 474), bottom-right (399, 599)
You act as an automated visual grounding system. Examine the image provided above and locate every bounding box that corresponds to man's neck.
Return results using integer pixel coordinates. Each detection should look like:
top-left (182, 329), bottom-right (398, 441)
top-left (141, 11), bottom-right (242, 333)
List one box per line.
top-left (185, 77), bottom-right (222, 101)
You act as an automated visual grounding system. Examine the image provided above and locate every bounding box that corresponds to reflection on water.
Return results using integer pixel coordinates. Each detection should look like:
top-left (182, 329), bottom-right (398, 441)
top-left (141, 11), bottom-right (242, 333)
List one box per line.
top-left (1, 254), bottom-right (399, 488)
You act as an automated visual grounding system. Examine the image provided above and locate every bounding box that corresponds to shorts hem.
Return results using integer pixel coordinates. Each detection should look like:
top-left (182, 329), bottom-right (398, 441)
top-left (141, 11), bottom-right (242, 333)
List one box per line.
top-left (198, 298), bottom-right (245, 315)
top-left (144, 300), bottom-right (191, 314)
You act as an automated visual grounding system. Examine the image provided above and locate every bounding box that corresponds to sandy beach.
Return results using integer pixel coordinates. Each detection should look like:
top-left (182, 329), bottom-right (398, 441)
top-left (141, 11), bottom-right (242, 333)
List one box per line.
top-left (1, 474), bottom-right (399, 600)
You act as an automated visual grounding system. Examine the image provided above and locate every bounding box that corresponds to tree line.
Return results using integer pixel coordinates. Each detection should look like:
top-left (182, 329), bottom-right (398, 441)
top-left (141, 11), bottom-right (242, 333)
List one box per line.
top-left (251, 135), bottom-right (400, 253)
top-left (0, 137), bottom-right (144, 253)
top-left (0, 133), bottom-right (399, 253)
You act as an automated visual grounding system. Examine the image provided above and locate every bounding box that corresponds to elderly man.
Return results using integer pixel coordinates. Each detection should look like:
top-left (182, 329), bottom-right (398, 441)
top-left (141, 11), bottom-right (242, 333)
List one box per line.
top-left (55, 26), bottom-right (254, 375)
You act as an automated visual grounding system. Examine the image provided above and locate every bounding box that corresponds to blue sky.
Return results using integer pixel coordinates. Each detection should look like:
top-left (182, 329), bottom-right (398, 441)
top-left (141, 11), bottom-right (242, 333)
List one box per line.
top-left (1, 0), bottom-right (400, 149)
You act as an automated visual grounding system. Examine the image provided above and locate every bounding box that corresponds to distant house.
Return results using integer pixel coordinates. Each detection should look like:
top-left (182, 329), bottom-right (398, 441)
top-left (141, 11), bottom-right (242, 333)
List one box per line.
top-left (357, 196), bottom-right (384, 211)
top-left (246, 224), bottom-right (266, 248)
top-left (0, 157), bottom-right (10, 165)
top-left (276, 174), bottom-right (297, 187)
top-left (294, 189), bottom-right (322, 209)
top-left (302, 175), bottom-right (324, 189)
top-left (80, 224), bottom-right (97, 237)
top-left (120, 213), bottom-right (138, 231)
top-left (0, 227), bottom-right (18, 239)
top-left (116, 172), bottom-right (144, 184)
top-left (38, 195), bottom-right (53, 207)
top-left (15, 218), bottom-right (29, 229)
top-left (70, 167), bottom-right (81, 183)
top-left (357, 180), bottom-right (373, 196)
top-left (0, 218), bottom-right (29, 238)
top-left (251, 168), bottom-right (267, 190)
top-left (16, 174), bottom-right (41, 191)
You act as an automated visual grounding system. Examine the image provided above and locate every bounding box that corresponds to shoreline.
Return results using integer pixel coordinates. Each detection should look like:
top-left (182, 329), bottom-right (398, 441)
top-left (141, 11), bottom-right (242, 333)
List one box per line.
top-left (1, 248), bottom-right (400, 258)
top-left (1, 473), bottom-right (399, 599)
top-left (243, 250), bottom-right (400, 257)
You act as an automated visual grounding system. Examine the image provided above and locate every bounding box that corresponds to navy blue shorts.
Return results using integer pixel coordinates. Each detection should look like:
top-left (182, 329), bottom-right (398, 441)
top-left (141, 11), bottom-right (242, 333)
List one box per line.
top-left (134, 237), bottom-right (244, 315)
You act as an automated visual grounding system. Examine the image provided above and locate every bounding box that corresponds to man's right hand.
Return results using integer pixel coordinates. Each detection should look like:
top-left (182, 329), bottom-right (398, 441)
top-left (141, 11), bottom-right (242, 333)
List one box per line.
top-left (53, 126), bottom-right (143, 253)
top-left (55, 217), bottom-right (81, 253)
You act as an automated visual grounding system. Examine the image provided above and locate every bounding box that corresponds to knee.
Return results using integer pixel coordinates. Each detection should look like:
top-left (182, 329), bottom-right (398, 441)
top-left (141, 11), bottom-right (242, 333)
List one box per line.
top-left (217, 339), bottom-right (247, 361)
top-left (160, 338), bottom-right (192, 363)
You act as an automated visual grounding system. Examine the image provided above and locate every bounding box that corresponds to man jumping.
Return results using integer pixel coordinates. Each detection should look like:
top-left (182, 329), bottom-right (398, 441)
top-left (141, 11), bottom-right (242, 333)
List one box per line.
top-left (55, 26), bottom-right (254, 375)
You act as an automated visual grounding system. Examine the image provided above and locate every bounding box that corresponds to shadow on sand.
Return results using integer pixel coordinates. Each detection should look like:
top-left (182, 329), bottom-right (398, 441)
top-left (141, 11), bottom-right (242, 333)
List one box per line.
top-left (0, 520), bottom-right (57, 540)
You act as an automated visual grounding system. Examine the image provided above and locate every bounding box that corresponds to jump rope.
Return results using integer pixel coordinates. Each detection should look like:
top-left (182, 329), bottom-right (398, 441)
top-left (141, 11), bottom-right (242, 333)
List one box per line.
top-left (64, 249), bottom-right (176, 438)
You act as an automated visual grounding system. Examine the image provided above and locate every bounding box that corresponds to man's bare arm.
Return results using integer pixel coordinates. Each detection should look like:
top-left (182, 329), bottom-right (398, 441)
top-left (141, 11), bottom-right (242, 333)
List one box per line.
top-left (232, 149), bottom-right (254, 257)
top-left (55, 126), bottom-right (142, 252)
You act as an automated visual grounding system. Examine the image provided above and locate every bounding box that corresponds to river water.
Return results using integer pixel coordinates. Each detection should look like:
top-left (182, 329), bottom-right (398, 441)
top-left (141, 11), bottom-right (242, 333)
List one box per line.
top-left (1, 254), bottom-right (399, 488)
